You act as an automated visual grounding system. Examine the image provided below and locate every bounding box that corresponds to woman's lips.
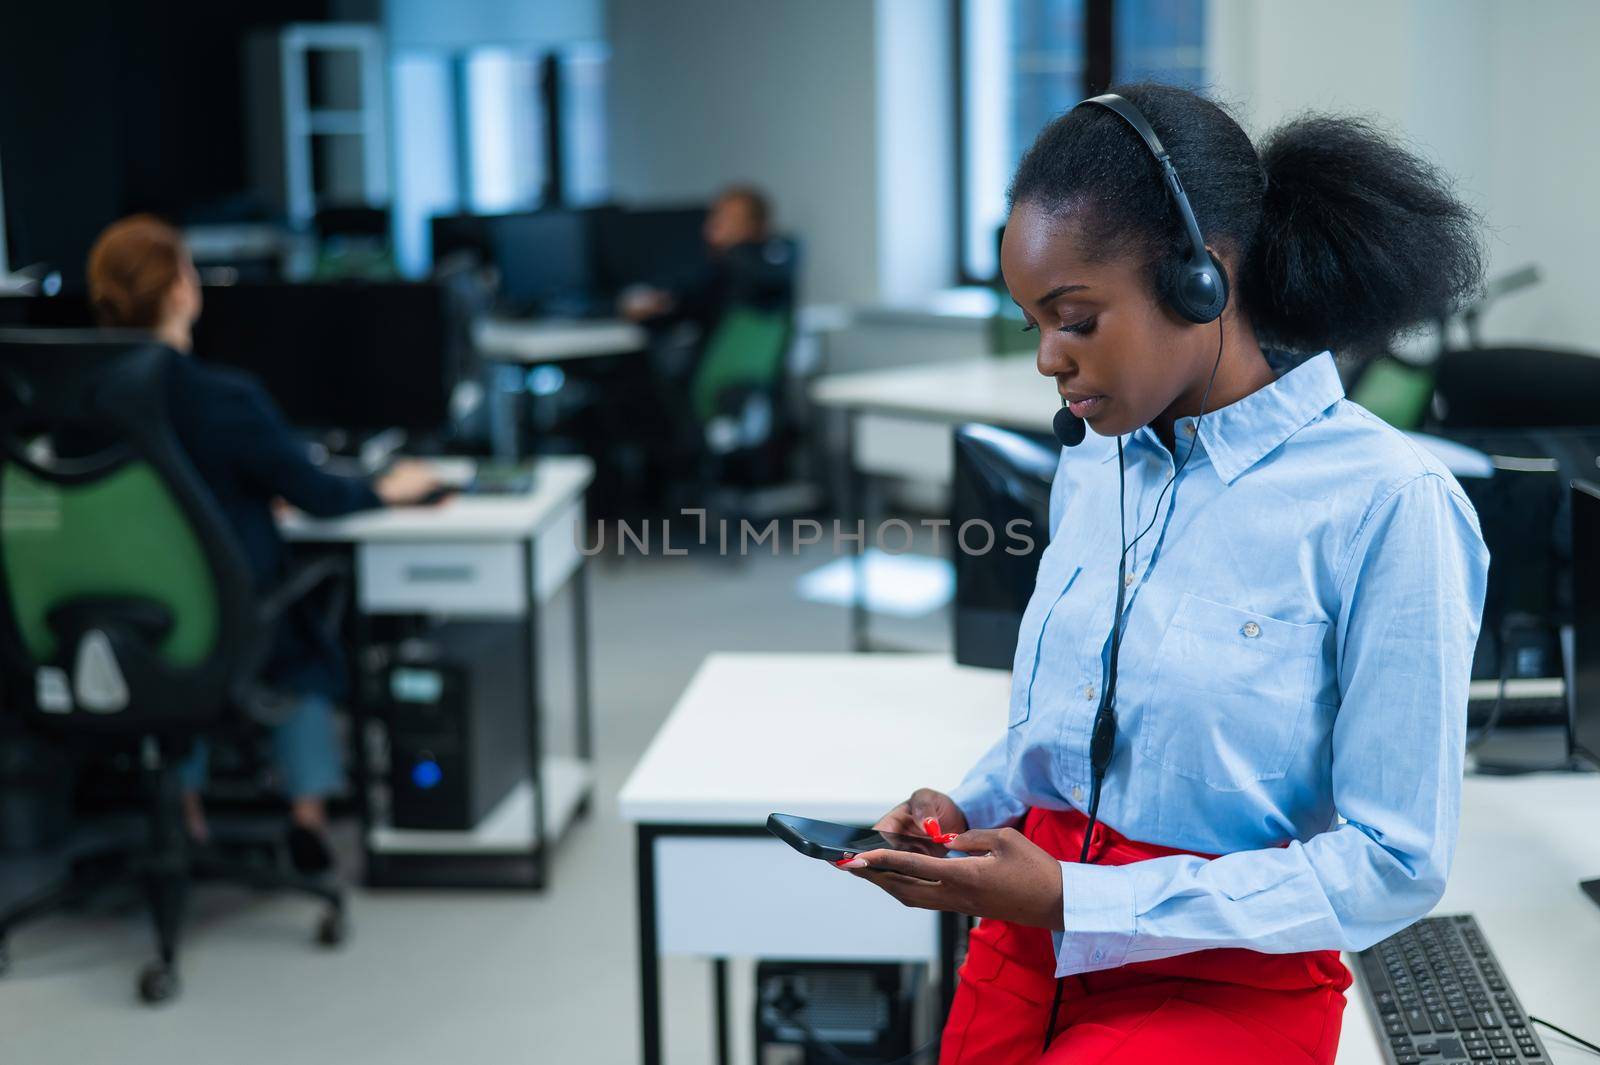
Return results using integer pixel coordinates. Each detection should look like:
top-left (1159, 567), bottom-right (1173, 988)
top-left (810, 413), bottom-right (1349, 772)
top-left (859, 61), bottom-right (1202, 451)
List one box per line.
top-left (1065, 394), bottom-right (1106, 419)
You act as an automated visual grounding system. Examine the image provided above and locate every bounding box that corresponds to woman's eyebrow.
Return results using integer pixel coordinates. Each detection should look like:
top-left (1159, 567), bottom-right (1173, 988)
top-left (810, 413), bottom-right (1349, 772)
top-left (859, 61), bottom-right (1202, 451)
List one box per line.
top-left (1033, 283), bottom-right (1088, 308)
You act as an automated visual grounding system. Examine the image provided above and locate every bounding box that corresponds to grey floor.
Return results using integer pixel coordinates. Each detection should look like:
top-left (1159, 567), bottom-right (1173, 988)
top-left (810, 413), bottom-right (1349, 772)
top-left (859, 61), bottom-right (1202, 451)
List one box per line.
top-left (0, 539), bottom-right (949, 1065)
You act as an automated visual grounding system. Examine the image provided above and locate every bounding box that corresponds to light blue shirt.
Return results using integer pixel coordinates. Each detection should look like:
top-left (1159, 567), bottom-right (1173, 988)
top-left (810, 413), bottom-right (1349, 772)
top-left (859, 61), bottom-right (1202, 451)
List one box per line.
top-left (950, 351), bottom-right (1489, 977)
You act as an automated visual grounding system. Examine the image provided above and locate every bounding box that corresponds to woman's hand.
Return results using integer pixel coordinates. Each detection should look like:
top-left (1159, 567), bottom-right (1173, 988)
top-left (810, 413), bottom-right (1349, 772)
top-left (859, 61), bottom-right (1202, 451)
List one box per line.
top-left (841, 827), bottom-right (1066, 931)
top-left (873, 788), bottom-right (969, 839)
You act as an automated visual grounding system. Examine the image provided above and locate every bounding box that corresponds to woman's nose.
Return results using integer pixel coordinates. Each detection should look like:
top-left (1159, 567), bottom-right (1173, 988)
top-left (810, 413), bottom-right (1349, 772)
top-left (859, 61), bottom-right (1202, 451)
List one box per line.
top-left (1036, 339), bottom-right (1075, 380)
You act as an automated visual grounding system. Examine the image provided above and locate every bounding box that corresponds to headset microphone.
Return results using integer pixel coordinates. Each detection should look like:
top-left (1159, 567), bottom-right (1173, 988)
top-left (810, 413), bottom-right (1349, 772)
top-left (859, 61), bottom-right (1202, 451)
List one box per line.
top-left (1053, 401), bottom-right (1086, 448)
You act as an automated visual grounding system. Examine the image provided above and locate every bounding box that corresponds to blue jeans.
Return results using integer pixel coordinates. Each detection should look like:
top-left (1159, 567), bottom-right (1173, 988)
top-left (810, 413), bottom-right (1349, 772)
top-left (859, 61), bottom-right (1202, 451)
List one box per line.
top-left (179, 692), bottom-right (342, 800)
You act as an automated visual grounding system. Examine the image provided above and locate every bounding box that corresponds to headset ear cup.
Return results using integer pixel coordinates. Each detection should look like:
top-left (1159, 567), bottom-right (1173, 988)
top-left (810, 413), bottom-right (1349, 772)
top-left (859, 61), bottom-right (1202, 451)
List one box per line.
top-left (1170, 251), bottom-right (1229, 324)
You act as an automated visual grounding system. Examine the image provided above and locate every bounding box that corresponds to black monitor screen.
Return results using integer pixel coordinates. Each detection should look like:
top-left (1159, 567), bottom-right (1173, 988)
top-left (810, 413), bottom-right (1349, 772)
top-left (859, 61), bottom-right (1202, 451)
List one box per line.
top-left (491, 210), bottom-right (597, 315)
top-left (595, 205), bottom-right (708, 291)
top-left (192, 282), bottom-right (451, 434)
top-left (1572, 481), bottom-right (1600, 764)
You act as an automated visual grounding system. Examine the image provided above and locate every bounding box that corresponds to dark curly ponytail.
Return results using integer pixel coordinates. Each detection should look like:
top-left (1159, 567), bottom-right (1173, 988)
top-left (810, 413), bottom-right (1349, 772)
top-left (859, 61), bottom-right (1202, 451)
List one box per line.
top-left (1008, 82), bottom-right (1483, 359)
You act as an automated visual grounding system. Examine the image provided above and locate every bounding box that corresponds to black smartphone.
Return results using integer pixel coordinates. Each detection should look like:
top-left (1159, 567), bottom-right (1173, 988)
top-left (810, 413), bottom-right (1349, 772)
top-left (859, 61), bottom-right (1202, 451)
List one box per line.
top-left (766, 813), bottom-right (951, 863)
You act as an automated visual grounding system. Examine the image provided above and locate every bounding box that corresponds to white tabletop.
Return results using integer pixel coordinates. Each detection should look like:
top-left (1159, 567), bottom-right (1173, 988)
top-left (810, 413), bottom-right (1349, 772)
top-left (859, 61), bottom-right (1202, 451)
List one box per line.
top-left (474, 316), bottom-right (647, 364)
top-left (810, 355), bottom-right (1055, 432)
top-left (619, 653), bottom-right (1009, 825)
top-left (280, 455), bottom-right (593, 543)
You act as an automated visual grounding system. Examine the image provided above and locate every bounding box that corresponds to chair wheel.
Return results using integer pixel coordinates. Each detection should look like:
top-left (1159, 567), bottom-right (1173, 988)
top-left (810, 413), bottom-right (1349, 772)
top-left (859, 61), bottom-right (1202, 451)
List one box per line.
top-left (138, 962), bottom-right (179, 1004)
top-left (316, 909), bottom-right (346, 948)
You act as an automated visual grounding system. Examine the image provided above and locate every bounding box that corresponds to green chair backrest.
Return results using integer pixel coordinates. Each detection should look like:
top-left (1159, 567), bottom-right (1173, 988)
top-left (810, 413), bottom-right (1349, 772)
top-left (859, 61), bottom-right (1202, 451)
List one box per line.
top-left (0, 457), bottom-right (218, 667)
top-left (988, 291), bottom-right (1035, 358)
top-left (1351, 357), bottom-right (1436, 430)
top-left (690, 307), bottom-right (791, 425)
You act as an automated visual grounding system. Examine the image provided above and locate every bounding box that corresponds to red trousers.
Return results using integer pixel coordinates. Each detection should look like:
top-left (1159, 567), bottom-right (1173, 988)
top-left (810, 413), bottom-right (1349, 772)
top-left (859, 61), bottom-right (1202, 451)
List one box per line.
top-left (940, 808), bottom-right (1351, 1064)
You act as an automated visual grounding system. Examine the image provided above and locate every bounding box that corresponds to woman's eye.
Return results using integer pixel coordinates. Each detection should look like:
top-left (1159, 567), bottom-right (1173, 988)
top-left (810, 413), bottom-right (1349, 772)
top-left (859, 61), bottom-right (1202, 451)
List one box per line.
top-left (1059, 317), bottom-right (1097, 336)
top-left (1020, 322), bottom-right (1038, 334)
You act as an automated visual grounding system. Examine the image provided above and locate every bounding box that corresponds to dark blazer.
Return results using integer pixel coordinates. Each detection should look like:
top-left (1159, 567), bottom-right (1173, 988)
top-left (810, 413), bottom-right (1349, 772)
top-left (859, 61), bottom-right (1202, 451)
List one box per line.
top-left (167, 354), bottom-right (381, 698)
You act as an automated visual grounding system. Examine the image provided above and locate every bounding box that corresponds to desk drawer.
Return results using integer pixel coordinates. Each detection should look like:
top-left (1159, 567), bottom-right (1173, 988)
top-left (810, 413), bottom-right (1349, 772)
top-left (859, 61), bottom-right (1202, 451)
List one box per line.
top-left (653, 835), bottom-right (937, 959)
top-left (358, 542), bottom-right (524, 617)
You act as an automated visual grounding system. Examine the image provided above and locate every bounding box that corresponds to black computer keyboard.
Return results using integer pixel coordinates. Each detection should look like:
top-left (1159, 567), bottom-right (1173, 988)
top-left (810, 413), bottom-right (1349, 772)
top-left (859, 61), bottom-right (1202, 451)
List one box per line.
top-left (1357, 915), bottom-right (1550, 1064)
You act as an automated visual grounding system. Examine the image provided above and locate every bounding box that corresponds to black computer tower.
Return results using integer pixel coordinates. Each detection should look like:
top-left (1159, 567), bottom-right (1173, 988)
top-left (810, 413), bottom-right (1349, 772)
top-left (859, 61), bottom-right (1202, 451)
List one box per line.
top-left (755, 961), bottom-right (922, 1064)
top-left (383, 622), bottom-right (528, 831)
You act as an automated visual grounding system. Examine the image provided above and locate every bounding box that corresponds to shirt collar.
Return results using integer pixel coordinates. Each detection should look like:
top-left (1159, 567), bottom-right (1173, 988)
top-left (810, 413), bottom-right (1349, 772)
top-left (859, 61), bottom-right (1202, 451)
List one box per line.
top-left (1100, 351), bottom-right (1344, 485)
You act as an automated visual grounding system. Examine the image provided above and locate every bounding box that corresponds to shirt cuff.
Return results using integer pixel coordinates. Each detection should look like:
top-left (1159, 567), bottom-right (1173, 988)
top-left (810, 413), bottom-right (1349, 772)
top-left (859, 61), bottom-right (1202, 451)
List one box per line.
top-left (1052, 860), bottom-right (1137, 977)
top-left (946, 779), bottom-right (1022, 832)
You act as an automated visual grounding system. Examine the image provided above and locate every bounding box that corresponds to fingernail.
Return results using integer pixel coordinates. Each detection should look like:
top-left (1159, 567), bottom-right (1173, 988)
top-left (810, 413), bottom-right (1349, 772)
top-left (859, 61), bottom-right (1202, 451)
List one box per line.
top-left (835, 858), bottom-right (868, 869)
top-left (922, 817), bottom-right (942, 837)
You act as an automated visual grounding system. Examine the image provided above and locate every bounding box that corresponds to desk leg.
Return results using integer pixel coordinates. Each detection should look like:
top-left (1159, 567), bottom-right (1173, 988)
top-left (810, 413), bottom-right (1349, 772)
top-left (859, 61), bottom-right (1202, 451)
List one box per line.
top-left (637, 826), bottom-right (663, 1065)
top-left (713, 957), bottom-right (731, 1065)
top-left (938, 911), bottom-right (965, 1024)
top-left (840, 410), bottom-right (870, 653)
top-left (525, 538), bottom-right (548, 891)
top-left (573, 558), bottom-right (593, 764)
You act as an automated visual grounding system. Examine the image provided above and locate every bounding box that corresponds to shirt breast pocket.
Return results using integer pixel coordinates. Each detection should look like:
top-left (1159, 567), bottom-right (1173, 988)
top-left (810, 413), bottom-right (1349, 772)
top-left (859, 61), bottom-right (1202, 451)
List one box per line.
top-left (1139, 592), bottom-right (1327, 791)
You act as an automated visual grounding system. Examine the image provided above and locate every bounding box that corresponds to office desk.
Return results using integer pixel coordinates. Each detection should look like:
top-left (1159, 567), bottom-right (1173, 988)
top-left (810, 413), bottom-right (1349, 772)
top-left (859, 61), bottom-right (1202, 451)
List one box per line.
top-left (621, 652), bottom-right (1600, 1065)
top-left (474, 316), bottom-right (647, 365)
top-left (1339, 772), bottom-right (1600, 1064)
top-left (620, 653), bottom-right (1010, 1065)
top-left (281, 456), bottom-right (595, 889)
top-left (811, 355), bottom-right (1050, 484)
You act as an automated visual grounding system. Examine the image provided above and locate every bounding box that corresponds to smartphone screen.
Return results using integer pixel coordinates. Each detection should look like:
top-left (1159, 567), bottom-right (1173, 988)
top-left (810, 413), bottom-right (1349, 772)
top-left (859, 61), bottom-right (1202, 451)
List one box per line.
top-left (767, 813), bottom-right (952, 862)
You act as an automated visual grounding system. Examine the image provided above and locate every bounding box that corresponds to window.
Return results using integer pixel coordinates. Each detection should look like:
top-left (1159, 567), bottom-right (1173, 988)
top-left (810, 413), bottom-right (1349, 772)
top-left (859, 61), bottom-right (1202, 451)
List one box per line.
top-left (958, 0), bottom-right (1206, 281)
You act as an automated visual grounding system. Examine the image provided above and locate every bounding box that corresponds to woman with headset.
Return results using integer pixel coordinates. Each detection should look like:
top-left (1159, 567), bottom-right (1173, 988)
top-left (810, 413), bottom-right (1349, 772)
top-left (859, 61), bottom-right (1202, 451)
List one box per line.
top-left (841, 83), bottom-right (1488, 1063)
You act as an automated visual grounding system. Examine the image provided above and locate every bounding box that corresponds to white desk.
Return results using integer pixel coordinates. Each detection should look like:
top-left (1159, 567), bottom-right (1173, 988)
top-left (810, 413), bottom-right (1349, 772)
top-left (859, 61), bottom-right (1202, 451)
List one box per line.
top-left (811, 355), bottom-right (1050, 484)
top-left (621, 651), bottom-right (1600, 1065)
top-left (1340, 773), bottom-right (1600, 1065)
top-left (282, 456), bottom-right (596, 889)
top-left (620, 652), bottom-right (1009, 1065)
top-left (474, 316), bottom-right (647, 365)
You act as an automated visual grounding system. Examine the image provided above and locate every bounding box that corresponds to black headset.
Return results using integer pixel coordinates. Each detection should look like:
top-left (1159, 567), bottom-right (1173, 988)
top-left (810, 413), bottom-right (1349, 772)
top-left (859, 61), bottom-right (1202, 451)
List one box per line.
top-left (1081, 93), bottom-right (1229, 325)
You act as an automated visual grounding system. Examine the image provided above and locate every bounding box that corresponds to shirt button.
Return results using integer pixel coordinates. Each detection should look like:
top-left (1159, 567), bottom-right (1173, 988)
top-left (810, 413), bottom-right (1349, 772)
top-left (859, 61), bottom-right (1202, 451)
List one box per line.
top-left (1071, 785), bottom-right (1085, 803)
top-left (1182, 421), bottom-right (1196, 437)
top-left (1082, 683), bottom-right (1096, 701)
top-left (1092, 949), bottom-right (1105, 962)
top-left (1241, 621), bottom-right (1261, 638)
top-left (1123, 571), bottom-right (1135, 588)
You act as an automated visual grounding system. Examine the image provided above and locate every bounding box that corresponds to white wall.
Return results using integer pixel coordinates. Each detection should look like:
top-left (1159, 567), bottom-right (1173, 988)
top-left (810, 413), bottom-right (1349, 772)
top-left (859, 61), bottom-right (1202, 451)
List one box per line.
top-left (606, 0), bottom-right (956, 307)
top-left (1208, 0), bottom-right (1600, 353)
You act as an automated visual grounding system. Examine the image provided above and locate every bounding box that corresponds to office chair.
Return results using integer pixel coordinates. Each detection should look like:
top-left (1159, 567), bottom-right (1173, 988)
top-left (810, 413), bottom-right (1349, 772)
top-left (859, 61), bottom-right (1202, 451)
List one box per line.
top-left (1432, 346), bottom-right (1600, 429)
top-left (0, 329), bottom-right (347, 1004)
top-left (951, 423), bottom-right (1058, 670)
top-left (682, 305), bottom-right (797, 519)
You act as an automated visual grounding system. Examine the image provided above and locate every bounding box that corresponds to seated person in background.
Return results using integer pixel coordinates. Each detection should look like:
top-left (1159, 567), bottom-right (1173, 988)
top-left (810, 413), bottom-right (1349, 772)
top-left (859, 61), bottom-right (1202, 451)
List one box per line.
top-left (86, 215), bottom-right (443, 873)
top-left (618, 184), bottom-right (797, 332)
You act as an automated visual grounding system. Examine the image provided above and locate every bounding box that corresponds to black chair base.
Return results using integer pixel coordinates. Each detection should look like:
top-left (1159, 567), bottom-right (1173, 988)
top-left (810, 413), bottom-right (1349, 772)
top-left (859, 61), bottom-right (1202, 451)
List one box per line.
top-left (0, 761), bottom-right (346, 1005)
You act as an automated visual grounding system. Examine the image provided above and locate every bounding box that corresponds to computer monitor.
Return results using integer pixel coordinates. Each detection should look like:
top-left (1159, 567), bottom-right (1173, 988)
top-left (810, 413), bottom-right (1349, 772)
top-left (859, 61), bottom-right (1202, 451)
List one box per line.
top-left (951, 423), bottom-right (1058, 670)
top-left (1571, 480), bottom-right (1600, 911)
top-left (1571, 480), bottom-right (1600, 763)
top-left (490, 210), bottom-right (598, 316)
top-left (1456, 459), bottom-right (1565, 685)
top-left (595, 205), bottom-right (709, 291)
top-left (191, 281), bottom-right (453, 435)
top-left (430, 213), bottom-right (494, 271)
top-left (0, 288), bottom-right (95, 328)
